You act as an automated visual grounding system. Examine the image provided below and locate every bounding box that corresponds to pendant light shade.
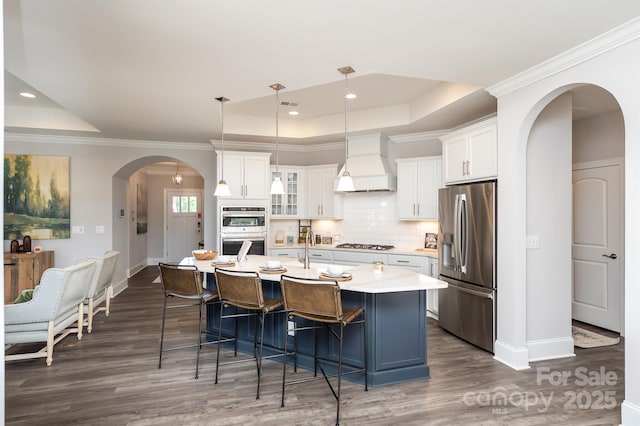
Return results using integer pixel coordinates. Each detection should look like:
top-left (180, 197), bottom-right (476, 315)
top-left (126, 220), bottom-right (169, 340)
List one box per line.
top-left (336, 66), bottom-right (356, 192)
top-left (269, 83), bottom-right (286, 195)
top-left (172, 162), bottom-right (183, 186)
top-left (214, 96), bottom-right (231, 197)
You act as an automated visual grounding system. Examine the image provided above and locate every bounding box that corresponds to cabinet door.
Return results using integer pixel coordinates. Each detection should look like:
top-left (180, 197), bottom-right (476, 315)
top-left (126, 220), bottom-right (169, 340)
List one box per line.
top-left (286, 170), bottom-right (302, 216)
top-left (396, 161), bottom-right (418, 219)
top-left (271, 170), bottom-right (285, 216)
top-left (467, 124), bottom-right (497, 180)
top-left (319, 167), bottom-right (336, 217)
top-left (244, 155), bottom-right (270, 199)
top-left (221, 154), bottom-right (245, 199)
top-left (443, 135), bottom-right (467, 184)
top-left (416, 159), bottom-right (441, 220)
top-left (306, 168), bottom-right (324, 218)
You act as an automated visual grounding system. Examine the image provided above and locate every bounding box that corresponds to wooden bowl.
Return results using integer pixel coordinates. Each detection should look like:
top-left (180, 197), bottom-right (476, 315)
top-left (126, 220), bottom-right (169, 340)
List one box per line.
top-left (192, 250), bottom-right (218, 260)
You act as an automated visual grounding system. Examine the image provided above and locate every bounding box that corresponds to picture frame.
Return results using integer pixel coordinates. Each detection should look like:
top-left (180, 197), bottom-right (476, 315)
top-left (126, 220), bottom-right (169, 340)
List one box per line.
top-left (425, 232), bottom-right (438, 249)
top-left (3, 154), bottom-right (71, 240)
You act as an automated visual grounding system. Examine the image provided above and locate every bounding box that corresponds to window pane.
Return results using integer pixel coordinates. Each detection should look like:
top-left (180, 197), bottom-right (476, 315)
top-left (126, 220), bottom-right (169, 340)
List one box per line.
top-left (180, 196), bottom-right (189, 212)
top-left (172, 196), bottom-right (181, 213)
top-left (189, 196), bottom-right (197, 212)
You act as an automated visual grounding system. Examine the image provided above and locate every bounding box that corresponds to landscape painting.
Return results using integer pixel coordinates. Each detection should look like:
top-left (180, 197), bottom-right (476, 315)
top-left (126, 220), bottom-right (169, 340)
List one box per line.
top-left (136, 182), bottom-right (148, 234)
top-left (4, 154), bottom-right (71, 240)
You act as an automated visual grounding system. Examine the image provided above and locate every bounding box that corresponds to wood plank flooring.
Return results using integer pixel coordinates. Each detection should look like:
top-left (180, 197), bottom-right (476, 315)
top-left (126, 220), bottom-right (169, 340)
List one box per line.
top-left (5, 266), bottom-right (625, 425)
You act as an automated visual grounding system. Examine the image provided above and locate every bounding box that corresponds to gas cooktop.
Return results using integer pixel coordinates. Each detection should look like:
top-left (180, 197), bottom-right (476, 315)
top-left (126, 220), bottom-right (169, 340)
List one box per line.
top-left (335, 243), bottom-right (395, 251)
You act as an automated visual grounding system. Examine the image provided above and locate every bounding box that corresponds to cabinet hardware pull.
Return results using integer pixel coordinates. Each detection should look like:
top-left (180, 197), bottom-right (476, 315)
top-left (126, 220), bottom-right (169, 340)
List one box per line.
top-left (462, 161), bottom-right (465, 176)
top-left (413, 204), bottom-right (416, 216)
top-left (397, 260), bottom-right (410, 263)
top-left (417, 204), bottom-right (420, 216)
top-left (602, 253), bottom-right (618, 259)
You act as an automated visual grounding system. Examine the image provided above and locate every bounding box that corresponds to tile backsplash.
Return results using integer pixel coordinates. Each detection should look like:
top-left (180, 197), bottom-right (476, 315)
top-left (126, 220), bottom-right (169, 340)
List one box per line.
top-left (269, 192), bottom-right (438, 250)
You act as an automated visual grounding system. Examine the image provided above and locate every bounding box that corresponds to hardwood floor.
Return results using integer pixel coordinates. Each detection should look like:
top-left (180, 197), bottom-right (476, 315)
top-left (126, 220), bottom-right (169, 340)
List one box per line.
top-left (5, 266), bottom-right (625, 425)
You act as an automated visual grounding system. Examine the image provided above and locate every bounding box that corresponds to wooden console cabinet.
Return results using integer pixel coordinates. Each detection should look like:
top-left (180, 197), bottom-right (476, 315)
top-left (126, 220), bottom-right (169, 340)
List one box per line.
top-left (4, 251), bottom-right (55, 304)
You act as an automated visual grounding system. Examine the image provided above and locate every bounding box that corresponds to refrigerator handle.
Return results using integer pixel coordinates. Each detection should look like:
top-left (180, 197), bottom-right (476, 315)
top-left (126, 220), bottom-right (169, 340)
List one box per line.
top-left (451, 283), bottom-right (493, 299)
top-left (459, 193), bottom-right (468, 274)
top-left (453, 193), bottom-right (460, 271)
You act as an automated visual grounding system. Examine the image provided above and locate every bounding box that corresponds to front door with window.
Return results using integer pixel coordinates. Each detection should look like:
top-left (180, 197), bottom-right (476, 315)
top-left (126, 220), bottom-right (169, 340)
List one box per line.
top-left (166, 190), bottom-right (202, 262)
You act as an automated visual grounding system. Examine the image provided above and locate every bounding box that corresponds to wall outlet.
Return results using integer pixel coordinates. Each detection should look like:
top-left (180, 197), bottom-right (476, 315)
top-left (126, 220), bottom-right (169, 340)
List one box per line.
top-left (287, 320), bottom-right (295, 336)
top-left (72, 226), bottom-right (85, 234)
top-left (96, 225), bottom-right (105, 234)
top-left (526, 235), bottom-right (540, 249)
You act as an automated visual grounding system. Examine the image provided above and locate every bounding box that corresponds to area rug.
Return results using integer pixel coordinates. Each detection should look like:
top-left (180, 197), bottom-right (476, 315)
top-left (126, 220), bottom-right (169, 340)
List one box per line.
top-left (572, 325), bottom-right (620, 348)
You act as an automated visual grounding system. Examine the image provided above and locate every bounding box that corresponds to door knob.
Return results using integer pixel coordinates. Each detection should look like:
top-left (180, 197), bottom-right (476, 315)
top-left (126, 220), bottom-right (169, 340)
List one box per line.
top-left (602, 253), bottom-right (618, 259)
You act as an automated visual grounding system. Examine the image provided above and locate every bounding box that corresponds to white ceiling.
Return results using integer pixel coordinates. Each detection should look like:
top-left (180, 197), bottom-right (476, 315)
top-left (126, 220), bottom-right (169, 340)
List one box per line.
top-left (4, 1), bottom-right (638, 146)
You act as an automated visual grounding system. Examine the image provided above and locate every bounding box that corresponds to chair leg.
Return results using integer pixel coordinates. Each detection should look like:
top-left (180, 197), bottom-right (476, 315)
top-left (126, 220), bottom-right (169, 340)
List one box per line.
top-left (336, 324), bottom-right (344, 426)
top-left (158, 296), bottom-right (168, 369)
top-left (215, 303), bottom-right (225, 384)
top-left (256, 311), bottom-right (266, 399)
top-left (195, 299), bottom-right (204, 379)
top-left (105, 287), bottom-right (111, 317)
top-left (77, 302), bottom-right (84, 340)
top-left (46, 320), bottom-right (54, 366)
top-left (87, 297), bottom-right (94, 333)
top-left (281, 314), bottom-right (289, 408)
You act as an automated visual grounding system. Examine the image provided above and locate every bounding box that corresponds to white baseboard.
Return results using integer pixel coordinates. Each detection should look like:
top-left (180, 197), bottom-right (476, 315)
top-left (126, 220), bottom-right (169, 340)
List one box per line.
top-left (147, 257), bottom-right (164, 266)
top-left (622, 400), bottom-right (640, 425)
top-left (110, 279), bottom-right (128, 298)
top-left (127, 261), bottom-right (147, 278)
top-left (493, 339), bottom-right (530, 370)
top-left (527, 336), bottom-right (575, 362)
top-left (426, 310), bottom-right (439, 320)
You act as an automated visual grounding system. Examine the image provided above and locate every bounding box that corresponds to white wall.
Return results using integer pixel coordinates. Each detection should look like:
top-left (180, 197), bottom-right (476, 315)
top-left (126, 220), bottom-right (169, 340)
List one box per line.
top-left (3, 135), bottom-right (217, 288)
top-left (525, 93), bottom-right (574, 360)
top-left (573, 109), bottom-right (625, 163)
top-left (489, 27), bottom-right (640, 424)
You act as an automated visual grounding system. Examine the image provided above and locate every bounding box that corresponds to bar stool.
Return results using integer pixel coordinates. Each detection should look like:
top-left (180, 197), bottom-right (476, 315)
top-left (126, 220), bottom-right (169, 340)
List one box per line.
top-left (279, 275), bottom-right (368, 426)
top-left (214, 268), bottom-right (284, 399)
top-left (158, 262), bottom-right (220, 379)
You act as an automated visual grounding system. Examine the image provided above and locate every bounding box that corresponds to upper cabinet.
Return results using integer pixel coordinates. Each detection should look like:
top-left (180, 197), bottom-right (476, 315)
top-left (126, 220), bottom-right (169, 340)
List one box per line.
top-left (396, 156), bottom-right (442, 220)
top-left (306, 164), bottom-right (343, 219)
top-left (270, 166), bottom-right (305, 218)
top-left (216, 151), bottom-right (271, 200)
top-left (440, 117), bottom-right (497, 185)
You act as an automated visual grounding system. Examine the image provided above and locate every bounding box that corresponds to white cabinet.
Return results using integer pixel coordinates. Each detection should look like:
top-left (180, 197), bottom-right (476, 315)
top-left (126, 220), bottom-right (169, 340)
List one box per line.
top-left (306, 165), bottom-right (343, 219)
top-left (396, 156), bottom-right (442, 220)
top-left (270, 166), bottom-right (304, 218)
top-left (216, 151), bottom-right (271, 200)
top-left (269, 247), bottom-right (302, 259)
top-left (426, 257), bottom-right (439, 318)
top-left (441, 117), bottom-right (497, 185)
top-left (334, 250), bottom-right (387, 266)
top-left (387, 254), bottom-right (427, 271)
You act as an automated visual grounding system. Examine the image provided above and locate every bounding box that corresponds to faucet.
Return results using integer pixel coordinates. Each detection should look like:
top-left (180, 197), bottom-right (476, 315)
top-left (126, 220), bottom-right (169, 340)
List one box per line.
top-left (303, 230), bottom-right (311, 269)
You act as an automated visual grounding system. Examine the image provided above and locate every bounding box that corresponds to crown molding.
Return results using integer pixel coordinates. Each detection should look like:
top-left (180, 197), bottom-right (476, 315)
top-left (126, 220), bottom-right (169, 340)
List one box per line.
top-left (4, 132), bottom-right (213, 150)
top-left (488, 17), bottom-right (640, 98)
top-left (389, 130), bottom-right (451, 144)
top-left (210, 139), bottom-right (343, 152)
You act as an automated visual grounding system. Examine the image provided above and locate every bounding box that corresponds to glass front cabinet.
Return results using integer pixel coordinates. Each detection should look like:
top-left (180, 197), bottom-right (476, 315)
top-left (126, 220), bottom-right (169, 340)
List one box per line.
top-left (270, 166), bottom-right (305, 218)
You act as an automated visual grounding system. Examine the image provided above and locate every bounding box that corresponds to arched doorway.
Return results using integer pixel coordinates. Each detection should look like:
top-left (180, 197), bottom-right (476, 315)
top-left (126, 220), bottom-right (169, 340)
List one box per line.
top-left (524, 84), bottom-right (624, 359)
top-left (111, 156), bottom-right (204, 289)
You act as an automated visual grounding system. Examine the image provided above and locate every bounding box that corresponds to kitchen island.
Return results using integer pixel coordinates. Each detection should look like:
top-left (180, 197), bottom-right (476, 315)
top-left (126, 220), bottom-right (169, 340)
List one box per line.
top-left (182, 255), bottom-right (447, 386)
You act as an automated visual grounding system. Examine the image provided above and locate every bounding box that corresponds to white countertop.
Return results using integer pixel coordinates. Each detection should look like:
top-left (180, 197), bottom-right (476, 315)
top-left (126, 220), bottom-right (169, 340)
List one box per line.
top-left (181, 255), bottom-right (447, 294)
top-left (270, 244), bottom-right (438, 258)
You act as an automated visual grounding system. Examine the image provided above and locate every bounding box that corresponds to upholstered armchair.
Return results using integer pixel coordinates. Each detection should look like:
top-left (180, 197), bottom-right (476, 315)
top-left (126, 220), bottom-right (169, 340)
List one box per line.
top-left (5, 260), bottom-right (96, 366)
top-left (81, 250), bottom-right (120, 333)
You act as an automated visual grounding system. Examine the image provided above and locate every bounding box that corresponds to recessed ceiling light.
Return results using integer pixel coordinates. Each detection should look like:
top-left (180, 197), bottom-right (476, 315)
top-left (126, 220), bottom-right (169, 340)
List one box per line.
top-left (345, 93), bottom-right (357, 99)
top-left (288, 110), bottom-right (299, 116)
top-left (20, 92), bottom-right (36, 98)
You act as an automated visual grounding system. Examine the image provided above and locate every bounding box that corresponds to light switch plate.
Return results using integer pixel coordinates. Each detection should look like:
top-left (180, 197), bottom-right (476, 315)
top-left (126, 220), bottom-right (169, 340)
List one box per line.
top-left (96, 225), bottom-right (105, 234)
top-left (526, 235), bottom-right (540, 249)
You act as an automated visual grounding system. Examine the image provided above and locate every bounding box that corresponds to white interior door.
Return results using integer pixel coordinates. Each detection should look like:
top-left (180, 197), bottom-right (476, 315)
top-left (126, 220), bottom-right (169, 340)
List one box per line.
top-left (572, 165), bottom-right (622, 332)
top-left (166, 190), bottom-right (202, 262)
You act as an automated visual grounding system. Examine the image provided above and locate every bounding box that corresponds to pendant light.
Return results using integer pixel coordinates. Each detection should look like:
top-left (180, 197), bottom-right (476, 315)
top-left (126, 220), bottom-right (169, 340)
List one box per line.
top-left (269, 83), bottom-right (285, 195)
top-left (214, 96), bottom-right (231, 197)
top-left (172, 162), bottom-right (183, 186)
top-left (336, 66), bottom-right (356, 192)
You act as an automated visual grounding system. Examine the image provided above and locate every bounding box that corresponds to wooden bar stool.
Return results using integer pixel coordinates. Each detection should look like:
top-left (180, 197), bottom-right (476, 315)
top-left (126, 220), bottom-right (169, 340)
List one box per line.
top-left (279, 275), bottom-right (368, 426)
top-left (157, 262), bottom-right (221, 379)
top-left (214, 268), bottom-right (284, 399)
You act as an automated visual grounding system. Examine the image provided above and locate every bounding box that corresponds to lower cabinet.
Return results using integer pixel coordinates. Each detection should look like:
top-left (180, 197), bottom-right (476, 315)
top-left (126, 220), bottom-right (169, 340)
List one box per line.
top-left (269, 248), bottom-right (302, 259)
top-left (4, 250), bottom-right (55, 303)
top-left (426, 257), bottom-right (439, 319)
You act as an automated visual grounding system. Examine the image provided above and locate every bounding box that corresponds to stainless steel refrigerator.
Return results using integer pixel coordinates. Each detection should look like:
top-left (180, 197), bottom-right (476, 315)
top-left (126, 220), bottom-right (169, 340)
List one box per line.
top-left (438, 181), bottom-right (496, 353)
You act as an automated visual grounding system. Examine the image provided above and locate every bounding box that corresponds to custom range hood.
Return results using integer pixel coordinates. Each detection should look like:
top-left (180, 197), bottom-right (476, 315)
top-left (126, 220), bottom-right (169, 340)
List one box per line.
top-left (336, 133), bottom-right (397, 192)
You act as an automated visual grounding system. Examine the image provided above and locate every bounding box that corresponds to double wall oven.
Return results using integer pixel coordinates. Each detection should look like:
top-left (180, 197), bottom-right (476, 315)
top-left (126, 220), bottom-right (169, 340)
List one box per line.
top-left (219, 206), bottom-right (267, 256)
